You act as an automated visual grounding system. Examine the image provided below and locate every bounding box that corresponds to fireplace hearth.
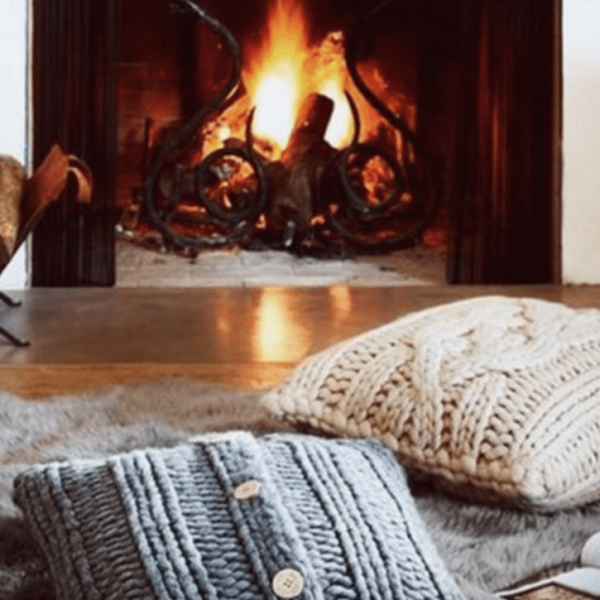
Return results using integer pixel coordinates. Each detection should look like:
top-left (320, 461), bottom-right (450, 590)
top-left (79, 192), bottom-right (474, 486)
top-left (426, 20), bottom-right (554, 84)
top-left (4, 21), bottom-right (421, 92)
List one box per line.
top-left (30, 0), bottom-right (561, 286)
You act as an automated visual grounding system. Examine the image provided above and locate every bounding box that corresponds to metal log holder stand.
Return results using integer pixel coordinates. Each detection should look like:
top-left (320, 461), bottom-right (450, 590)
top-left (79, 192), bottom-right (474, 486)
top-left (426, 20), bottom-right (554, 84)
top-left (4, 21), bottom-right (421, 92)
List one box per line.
top-left (142, 0), bottom-right (439, 257)
top-left (0, 145), bottom-right (92, 346)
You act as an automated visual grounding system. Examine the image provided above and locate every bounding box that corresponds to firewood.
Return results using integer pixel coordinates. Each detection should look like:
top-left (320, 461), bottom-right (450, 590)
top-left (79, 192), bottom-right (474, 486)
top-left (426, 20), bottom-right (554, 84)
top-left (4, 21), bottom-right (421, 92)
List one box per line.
top-left (282, 93), bottom-right (334, 166)
top-left (265, 93), bottom-right (337, 249)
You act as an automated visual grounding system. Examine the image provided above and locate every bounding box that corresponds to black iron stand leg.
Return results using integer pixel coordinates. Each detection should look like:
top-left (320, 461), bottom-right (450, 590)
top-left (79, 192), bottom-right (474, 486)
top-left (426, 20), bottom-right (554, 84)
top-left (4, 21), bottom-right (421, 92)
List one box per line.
top-left (0, 324), bottom-right (30, 347)
top-left (0, 291), bottom-right (22, 307)
top-left (0, 292), bottom-right (30, 346)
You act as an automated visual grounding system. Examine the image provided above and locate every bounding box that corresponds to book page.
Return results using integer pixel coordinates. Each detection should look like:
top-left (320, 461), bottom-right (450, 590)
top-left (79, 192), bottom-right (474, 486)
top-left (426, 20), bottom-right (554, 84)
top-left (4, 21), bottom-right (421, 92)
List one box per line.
top-left (500, 531), bottom-right (600, 598)
top-left (581, 531), bottom-right (600, 568)
top-left (503, 583), bottom-right (596, 600)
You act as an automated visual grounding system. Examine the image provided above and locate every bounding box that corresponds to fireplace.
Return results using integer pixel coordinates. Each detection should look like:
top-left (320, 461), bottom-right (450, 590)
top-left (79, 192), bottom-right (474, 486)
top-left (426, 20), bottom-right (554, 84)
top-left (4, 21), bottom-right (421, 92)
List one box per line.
top-left (30, 0), bottom-right (561, 285)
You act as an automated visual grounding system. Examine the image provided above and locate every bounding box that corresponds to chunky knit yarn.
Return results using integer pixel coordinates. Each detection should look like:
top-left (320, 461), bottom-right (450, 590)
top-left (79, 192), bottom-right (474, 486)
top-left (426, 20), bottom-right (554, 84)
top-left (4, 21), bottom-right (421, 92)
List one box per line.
top-left (263, 296), bottom-right (600, 511)
top-left (13, 432), bottom-right (465, 600)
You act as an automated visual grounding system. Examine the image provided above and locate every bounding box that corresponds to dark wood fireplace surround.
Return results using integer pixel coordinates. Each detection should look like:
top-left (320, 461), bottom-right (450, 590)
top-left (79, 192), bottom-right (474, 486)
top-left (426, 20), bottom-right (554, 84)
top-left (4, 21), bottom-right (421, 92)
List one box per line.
top-left (31, 0), bottom-right (561, 286)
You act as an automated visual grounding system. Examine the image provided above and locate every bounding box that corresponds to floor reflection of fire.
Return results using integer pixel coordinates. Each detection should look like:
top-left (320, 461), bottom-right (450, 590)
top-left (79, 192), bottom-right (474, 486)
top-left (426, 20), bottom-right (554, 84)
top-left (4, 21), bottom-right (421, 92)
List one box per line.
top-left (123, 0), bottom-right (438, 258)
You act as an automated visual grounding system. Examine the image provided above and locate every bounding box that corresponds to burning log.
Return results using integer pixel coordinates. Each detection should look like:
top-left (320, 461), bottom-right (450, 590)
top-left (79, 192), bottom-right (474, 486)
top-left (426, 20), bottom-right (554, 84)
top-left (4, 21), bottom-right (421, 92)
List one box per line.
top-left (281, 93), bottom-right (334, 164)
top-left (264, 93), bottom-right (338, 249)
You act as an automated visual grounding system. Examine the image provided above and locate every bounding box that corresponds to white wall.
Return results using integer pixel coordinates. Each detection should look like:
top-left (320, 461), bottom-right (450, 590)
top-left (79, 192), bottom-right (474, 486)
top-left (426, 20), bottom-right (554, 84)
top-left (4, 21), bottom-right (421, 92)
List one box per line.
top-left (0, 0), bottom-right (29, 289)
top-left (562, 0), bottom-right (600, 284)
top-left (0, 1), bottom-right (599, 286)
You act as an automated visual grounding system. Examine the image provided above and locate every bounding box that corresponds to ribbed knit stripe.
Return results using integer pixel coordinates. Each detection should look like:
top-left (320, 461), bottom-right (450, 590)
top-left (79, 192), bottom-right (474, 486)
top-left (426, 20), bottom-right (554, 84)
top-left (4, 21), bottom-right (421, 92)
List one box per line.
top-left (206, 436), bottom-right (325, 600)
top-left (360, 444), bottom-right (465, 599)
top-left (110, 450), bottom-right (216, 600)
top-left (267, 441), bottom-right (357, 598)
top-left (14, 461), bottom-right (156, 600)
top-left (283, 439), bottom-right (386, 599)
top-left (59, 462), bottom-right (155, 599)
top-left (165, 445), bottom-right (264, 600)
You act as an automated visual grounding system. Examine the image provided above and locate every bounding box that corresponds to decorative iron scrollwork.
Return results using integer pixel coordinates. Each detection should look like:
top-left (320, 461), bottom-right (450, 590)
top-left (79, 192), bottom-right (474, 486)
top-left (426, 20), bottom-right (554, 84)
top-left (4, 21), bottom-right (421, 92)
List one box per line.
top-left (323, 0), bottom-right (439, 250)
top-left (143, 0), bottom-right (267, 249)
top-left (141, 0), bottom-right (439, 255)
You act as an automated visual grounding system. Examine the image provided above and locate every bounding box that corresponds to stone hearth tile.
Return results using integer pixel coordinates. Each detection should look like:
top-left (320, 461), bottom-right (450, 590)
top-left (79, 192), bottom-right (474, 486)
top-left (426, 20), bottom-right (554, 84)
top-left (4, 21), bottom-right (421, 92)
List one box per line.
top-left (184, 277), bottom-right (245, 287)
top-left (188, 250), bottom-right (295, 279)
top-left (122, 270), bottom-right (193, 288)
top-left (243, 275), bottom-right (347, 287)
top-left (189, 260), bottom-right (247, 278)
top-left (115, 242), bottom-right (142, 269)
top-left (357, 247), bottom-right (446, 284)
top-left (291, 259), bottom-right (349, 276)
top-left (347, 273), bottom-right (432, 286)
top-left (116, 239), bottom-right (447, 287)
top-left (239, 249), bottom-right (296, 267)
top-left (191, 251), bottom-right (242, 266)
top-left (116, 272), bottom-right (140, 287)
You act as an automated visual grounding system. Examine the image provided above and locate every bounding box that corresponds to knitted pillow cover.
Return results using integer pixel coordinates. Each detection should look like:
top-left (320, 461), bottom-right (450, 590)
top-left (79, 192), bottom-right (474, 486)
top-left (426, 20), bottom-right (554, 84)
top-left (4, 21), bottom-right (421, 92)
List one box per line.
top-left (263, 296), bottom-right (600, 511)
top-left (13, 432), bottom-right (465, 600)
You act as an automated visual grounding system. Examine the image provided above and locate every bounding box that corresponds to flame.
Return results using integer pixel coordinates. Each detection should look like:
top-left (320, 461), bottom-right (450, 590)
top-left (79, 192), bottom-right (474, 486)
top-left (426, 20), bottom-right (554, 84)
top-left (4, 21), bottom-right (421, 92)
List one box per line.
top-left (318, 79), bottom-right (354, 148)
top-left (250, 60), bottom-right (301, 151)
top-left (244, 0), bottom-right (309, 154)
top-left (243, 0), bottom-right (354, 157)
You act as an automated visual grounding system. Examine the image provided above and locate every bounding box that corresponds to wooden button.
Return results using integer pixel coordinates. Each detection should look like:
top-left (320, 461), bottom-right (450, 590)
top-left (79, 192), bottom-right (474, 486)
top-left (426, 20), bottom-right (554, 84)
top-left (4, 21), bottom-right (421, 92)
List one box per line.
top-left (272, 568), bottom-right (305, 598)
top-left (233, 479), bottom-right (261, 500)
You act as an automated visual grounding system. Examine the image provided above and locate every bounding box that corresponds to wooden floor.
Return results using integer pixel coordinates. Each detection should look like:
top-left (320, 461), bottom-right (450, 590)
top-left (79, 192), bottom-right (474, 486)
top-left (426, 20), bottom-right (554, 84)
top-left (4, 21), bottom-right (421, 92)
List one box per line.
top-left (1, 285), bottom-right (599, 398)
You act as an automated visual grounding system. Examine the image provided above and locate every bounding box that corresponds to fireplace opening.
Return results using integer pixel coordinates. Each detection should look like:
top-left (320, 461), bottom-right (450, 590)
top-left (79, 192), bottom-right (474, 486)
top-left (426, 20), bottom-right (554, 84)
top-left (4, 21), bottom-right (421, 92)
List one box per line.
top-left (116, 0), bottom-right (451, 269)
top-left (31, 0), bottom-right (561, 286)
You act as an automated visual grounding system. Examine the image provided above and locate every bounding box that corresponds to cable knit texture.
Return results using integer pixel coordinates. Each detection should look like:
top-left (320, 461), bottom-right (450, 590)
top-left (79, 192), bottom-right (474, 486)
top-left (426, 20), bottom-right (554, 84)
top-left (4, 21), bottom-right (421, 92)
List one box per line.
top-left (263, 296), bottom-right (600, 511)
top-left (13, 433), bottom-right (465, 600)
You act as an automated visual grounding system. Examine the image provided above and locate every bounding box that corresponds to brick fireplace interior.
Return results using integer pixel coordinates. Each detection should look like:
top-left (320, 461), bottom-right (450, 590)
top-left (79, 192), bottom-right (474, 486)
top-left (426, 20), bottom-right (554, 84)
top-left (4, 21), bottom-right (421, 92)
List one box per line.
top-left (30, 0), bottom-right (561, 286)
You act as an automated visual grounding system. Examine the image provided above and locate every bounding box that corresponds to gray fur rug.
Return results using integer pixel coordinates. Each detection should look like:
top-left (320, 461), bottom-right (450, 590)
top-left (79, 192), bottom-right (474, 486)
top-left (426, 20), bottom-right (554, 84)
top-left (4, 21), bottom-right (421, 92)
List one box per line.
top-left (1, 378), bottom-right (600, 600)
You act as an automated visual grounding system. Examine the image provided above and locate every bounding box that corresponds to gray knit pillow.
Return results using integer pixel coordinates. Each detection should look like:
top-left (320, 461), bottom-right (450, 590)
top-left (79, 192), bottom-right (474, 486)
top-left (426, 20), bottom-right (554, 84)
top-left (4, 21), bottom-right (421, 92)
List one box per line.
top-left (13, 432), bottom-right (465, 600)
top-left (263, 296), bottom-right (600, 511)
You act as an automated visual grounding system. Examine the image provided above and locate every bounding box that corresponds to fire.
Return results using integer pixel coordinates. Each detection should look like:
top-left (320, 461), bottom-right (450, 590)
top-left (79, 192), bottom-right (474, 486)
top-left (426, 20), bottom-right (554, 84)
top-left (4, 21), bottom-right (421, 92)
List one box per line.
top-left (243, 0), bottom-right (354, 157)
top-left (244, 0), bottom-right (308, 154)
top-left (250, 60), bottom-right (301, 151)
top-left (318, 79), bottom-right (354, 149)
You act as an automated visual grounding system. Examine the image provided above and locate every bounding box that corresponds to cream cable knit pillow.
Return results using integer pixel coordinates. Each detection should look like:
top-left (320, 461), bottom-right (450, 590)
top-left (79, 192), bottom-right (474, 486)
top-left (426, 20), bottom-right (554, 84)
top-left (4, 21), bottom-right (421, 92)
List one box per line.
top-left (263, 296), bottom-right (600, 511)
